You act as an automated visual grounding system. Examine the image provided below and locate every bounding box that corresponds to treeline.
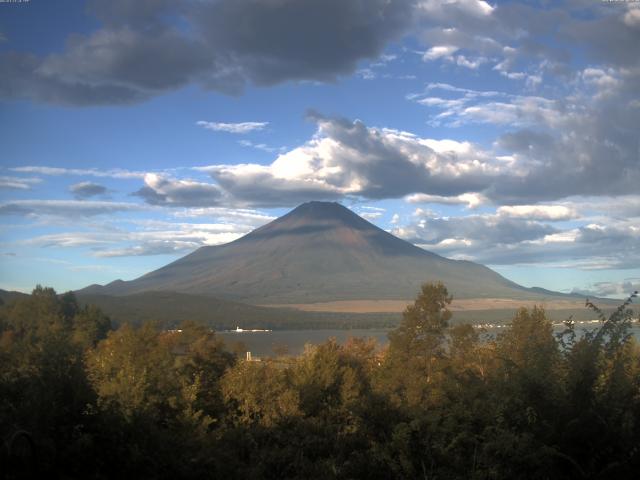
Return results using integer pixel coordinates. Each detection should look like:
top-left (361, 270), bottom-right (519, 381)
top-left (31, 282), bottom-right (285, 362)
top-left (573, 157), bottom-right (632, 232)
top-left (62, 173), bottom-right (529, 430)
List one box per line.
top-left (1, 284), bottom-right (639, 479)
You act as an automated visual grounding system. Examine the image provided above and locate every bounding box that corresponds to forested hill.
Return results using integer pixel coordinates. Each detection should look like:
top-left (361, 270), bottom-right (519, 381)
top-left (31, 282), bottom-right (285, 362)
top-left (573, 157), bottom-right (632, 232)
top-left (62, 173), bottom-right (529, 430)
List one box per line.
top-left (0, 288), bottom-right (28, 304)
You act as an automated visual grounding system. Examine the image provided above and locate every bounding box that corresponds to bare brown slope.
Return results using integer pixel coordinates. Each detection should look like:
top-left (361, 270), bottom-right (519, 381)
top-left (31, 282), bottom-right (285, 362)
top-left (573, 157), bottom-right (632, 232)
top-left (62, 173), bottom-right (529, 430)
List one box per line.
top-left (81, 202), bottom-right (568, 303)
top-left (261, 298), bottom-right (596, 313)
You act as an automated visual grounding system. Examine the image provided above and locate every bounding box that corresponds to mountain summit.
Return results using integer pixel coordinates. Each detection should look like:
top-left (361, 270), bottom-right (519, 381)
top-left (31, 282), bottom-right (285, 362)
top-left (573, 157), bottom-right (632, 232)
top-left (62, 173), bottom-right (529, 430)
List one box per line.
top-left (84, 201), bottom-right (535, 303)
top-left (237, 201), bottom-right (436, 257)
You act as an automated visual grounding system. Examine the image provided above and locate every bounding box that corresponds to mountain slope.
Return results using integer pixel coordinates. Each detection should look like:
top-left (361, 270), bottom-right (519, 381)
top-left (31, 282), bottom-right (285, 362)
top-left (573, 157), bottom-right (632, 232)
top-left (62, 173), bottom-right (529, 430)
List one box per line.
top-left (81, 201), bottom-right (555, 303)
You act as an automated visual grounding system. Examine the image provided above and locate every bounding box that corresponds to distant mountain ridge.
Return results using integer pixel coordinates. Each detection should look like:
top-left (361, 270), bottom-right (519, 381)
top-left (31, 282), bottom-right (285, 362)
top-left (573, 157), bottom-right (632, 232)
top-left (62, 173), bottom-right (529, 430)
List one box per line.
top-left (78, 201), bottom-right (572, 304)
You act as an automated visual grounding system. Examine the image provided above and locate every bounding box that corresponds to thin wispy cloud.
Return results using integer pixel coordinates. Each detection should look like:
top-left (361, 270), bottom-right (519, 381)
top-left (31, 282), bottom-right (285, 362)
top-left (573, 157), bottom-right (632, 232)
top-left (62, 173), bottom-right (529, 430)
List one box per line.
top-left (196, 120), bottom-right (269, 134)
top-left (238, 139), bottom-right (279, 153)
top-left (0, 200), bottom-right (144, 218)
top-left (0, 176), bottom-right (42, 190)
top-left (10, 166), bottom-right (145, 179)
top-left (23, 222), bottom-right (254, 258)
top-left (497, 205), bottom-right (579, 222)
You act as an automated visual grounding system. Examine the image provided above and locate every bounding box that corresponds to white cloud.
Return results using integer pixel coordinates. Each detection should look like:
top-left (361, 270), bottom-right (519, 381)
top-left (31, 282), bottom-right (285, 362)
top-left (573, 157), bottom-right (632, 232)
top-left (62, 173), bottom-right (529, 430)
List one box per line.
top-left (93, 233), bottom-right (243, 257)
top-left (196, 120), bottom-right (269, 134)
top-left (406, 192), bottom-right (487, 208)
top-left (421, 46), bottom-right (487, 70)
top-left (572, 279), bottom-right (640, 298)
top-left (415, 96), bottom-right (465, 109)
top-left (455, 55), bottom-right (487, 69)
top-left (0, 200), bottom-right (143, 217)
top-left (417, 0), bottom-right (495, 19)
top-left (391, 208), bottom-right (640, 270)
top-left (534, 230), bottom-right (579, 244)
top-left (356, 68), bottom-right (376, 80)
top-left (172, 206), bottom-right (275, 225)
top-left (423, 45), bottom-right (459, 61)
top-left (360, 211), bottom-right (383, 220)
top-left (9, 166), bottom-right (145, 179)
top-left (67, 264), bottom-right (119, 273)
top-left (497, 205), bottom-right (578, 221)
top-left (25, 232), bottom-right (113, 248)
top-left (581, 68), bottom-right (618, 88)
top-left (24, 220), bottom-right (253, 258)
top-left (194, 114), bottom-right (505, 207)
top-left (420, 81), bottom-right (567, 129)
top-left (420, 138), bottom-right (474, 154)
top-left (623, 7), bottom-right (640, 28)
top-left (238, 139), bottom-right (281, 153)
top-left (0, 176), bottom-right (42, 190)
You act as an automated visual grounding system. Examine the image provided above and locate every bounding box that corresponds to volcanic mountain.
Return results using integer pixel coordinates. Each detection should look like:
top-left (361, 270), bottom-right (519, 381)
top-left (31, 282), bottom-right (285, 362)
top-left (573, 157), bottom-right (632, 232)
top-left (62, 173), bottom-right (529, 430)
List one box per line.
top-left (81, 201), bottom-right (552, 304)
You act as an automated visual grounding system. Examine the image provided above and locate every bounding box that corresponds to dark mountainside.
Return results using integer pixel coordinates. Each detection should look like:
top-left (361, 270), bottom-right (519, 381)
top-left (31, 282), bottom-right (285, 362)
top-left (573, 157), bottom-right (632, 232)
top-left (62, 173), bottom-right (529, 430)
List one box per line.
top-left (79, 201), bottom-right (572, 304)
top-left (78, 202), bottom-right (576, 304)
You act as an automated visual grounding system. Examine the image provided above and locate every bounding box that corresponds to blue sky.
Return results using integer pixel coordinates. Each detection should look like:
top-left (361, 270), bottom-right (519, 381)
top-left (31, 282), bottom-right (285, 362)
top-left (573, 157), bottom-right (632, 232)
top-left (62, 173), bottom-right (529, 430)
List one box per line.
top-left (1, 0), bottom-right (639, 298)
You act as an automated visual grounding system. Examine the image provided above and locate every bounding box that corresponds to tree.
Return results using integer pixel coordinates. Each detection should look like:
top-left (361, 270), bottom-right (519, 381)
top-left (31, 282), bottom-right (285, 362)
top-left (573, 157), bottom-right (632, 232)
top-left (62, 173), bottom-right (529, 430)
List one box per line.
top-left (0, 287), bottom-right (102, 477)
top-left (555, 293), bottom-right (640, 477)
top-left (222, 360), bottom-right (300, 427)
top-left (86, 323), bottom-right (178, 421)
top-left (382, 282), bottom-right (452, 407)
top-left (496, 306), bottom-right (559, 377)
top-left (72, 304), bottom-right (112, 349)
top-left (388, 282), bottom-right (452, 359)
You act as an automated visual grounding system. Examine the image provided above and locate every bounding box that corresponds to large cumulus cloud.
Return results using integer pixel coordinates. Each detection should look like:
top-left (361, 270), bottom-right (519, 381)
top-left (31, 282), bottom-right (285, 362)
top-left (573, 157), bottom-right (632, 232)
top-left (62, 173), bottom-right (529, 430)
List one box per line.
top-left (1, 0), bottom-right (415, 105)
top-left (189, 112), bottom-right (504, 207)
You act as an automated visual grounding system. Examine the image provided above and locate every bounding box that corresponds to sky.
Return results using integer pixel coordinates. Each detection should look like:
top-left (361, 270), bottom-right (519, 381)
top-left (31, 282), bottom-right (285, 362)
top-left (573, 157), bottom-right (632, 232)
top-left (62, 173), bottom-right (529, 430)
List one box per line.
top-left (0, 0), bottom-right (639, 299)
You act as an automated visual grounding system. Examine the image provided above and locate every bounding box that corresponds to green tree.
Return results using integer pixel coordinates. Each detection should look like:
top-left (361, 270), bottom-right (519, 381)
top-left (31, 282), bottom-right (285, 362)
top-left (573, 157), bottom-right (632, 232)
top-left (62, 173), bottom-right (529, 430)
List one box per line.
top-left (222, 360), bottom-right (300, 427)
top-left (72, 303), bottom-right (112, 348)
top-left (555, 293), bottom-right (640, 477)
top-left (388, 282), bottom-right (452, 359)
top-left (0, 287), bottom-right (106, 477)
top-left (382, 282), bottom-right (452, 407)
top-left (86, 323), bottom-right (179, 420)
top-left (171, 320), bottom-right (235, 421)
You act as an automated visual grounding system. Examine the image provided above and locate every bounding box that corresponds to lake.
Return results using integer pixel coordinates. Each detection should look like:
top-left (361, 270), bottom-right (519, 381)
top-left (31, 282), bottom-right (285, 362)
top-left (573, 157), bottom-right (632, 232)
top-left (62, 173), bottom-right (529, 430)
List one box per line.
top-left (218, 322), bottom-right (640, 358)
top-left (219, 328), bottom-right (391, 357)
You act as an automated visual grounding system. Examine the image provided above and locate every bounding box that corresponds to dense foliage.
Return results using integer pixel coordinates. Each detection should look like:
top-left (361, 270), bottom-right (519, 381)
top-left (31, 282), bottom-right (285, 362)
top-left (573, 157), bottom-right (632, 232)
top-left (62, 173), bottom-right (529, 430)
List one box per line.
top-left (1, 283), bottom-right (638, 479)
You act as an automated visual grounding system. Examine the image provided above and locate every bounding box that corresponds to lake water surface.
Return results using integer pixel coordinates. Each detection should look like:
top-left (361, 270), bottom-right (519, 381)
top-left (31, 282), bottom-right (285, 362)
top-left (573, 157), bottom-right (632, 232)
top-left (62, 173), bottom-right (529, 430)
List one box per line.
top-left (219, 323), bottom-right (640, 358)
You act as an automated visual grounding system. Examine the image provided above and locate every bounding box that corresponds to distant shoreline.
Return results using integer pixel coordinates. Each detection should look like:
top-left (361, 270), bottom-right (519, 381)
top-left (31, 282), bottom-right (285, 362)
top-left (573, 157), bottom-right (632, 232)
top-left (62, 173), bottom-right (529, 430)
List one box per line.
top-left (259, 297), bottom-right (617, 314)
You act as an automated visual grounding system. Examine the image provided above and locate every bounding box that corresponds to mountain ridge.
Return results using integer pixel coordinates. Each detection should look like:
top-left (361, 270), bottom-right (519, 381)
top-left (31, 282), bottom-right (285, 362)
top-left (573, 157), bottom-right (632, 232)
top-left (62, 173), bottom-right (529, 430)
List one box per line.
top-left (77, 201), bottom-right (574, 303)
